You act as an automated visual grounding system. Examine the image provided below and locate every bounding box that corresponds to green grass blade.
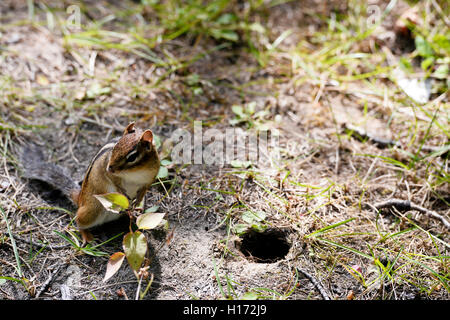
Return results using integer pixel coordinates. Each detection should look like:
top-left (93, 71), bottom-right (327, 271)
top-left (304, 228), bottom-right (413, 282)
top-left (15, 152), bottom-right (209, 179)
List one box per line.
top-left (305, 218), bottom-right (355, 239)
top-left (313, 237), bottom-right (373, 260)
top-left (1, 207), bottom-right (23, 278)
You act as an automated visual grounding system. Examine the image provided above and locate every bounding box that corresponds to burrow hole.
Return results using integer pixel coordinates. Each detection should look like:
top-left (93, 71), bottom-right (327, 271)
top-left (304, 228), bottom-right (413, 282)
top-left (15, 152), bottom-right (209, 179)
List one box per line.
top-left (238, 228), bottom-right (291, 263)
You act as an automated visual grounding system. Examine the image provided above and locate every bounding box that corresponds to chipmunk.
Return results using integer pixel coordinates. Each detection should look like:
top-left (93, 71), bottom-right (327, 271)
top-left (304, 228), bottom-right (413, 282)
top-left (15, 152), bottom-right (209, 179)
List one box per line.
top-left (21, 122), bottom-right (160, 243)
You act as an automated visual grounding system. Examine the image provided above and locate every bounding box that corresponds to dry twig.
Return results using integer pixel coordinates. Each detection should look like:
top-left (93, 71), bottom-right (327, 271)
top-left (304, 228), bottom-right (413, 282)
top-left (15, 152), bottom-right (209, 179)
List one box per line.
top-left (12, 233), bottom-right (71, 250)
top-left (343, 123), bottom-right (449, 157)
top-left (372, 198), bottom-right (450, 230)
top-left (296, 268), bottom-right (331, 300)
top-left (35, 263), bottom-right (67, 299)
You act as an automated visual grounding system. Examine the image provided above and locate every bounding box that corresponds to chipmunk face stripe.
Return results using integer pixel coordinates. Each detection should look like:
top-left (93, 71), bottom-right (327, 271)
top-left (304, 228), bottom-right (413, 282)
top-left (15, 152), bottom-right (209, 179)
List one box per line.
top-left (125, 149), bottom-right (138, 162)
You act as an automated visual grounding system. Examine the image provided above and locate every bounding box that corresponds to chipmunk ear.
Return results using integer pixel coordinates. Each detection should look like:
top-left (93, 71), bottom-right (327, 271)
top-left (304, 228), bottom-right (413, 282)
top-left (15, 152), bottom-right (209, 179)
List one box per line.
top-left (140, 130), bottom-right (153, 147)
top-left (124, 122), bottom-right (136, 135)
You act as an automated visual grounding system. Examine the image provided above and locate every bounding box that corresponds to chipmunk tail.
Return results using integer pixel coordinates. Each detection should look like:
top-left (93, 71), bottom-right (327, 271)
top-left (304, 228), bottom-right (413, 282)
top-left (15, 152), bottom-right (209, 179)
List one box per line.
top-left (20, 143), bottom-right (80, 204)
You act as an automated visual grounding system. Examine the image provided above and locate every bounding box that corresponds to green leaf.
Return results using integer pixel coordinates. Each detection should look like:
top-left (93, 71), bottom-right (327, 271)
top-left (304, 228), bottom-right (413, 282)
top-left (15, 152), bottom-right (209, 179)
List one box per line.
top-left (421, 56), bottom-right (434, 71)
top-left (144, 205), bottom-right (159, 213)
top-left (251, 223), bottom-right (267, 233)
top-left (248, 22), bottom-right (265, 34)
top-left (246, 102), bottom-right (256, 114)
top-left (415, 36), bottom-right (434, 58)
top-left (254, 110), bottom-right (269, 120)
top-left (210, 29), bottom-right (238, 42)
top-left (156, 166), bottom-right (169, 179)
top-left (153, 134), bottom-right (161, 150)
top-left (432, 34), bottom-right (450, 53)
top-left (123, 231), bottom-right (147, 271)
top-left (193, 87), bottom-right (203, 95)
top-left (240, 211), bottom-right (267, 233)
top-left (103, 252), bottom-right (126, 282)
top-left (231, 105), bottom-right (245, 118)
top-left (86, 82), bottom-right (111, 99)
top-left (160, 159), bottom-right (172, 166)
top-left (186, 73), bottom-right (200, 86)
top-left (433, 64), bottom-right (449, 79)
top-left (136, 212), bottom-right (165, 230)
top-left (233, 224), bottom-right (248, 235)
top-left (399, 57), bottom-right (413, 72)
top-left (230, 160), bottom-right (252, 168)
top-left (94, 193), bottom-right (129, 213)
top-left (241, 291), bottom-right (259, 300)
top-left (242, 210), bottom-right (266, 224)
top-left (216, 13), bottom-right (236, 25)
top-left (229, 118), bottom-right (242, 126)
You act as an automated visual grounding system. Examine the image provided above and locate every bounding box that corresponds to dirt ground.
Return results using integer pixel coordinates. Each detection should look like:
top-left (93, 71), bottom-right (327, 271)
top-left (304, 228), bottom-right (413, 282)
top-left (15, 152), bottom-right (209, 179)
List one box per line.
top-left (0, 0), bottom-right (448, 300)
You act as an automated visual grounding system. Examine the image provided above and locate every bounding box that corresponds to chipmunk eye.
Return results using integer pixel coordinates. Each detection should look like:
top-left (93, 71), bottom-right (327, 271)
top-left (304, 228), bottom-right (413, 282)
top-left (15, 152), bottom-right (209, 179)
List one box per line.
top-left (126, 150), bottom-right (138, 163)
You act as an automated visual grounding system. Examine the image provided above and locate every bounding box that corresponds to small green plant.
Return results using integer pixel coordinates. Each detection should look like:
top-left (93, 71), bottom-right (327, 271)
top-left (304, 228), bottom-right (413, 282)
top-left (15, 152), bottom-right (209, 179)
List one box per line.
top-left (94, 192), bottom-right (166, 297)
top-left (142, 0), bottom-right (239, 43)
top-left (414, 34), bottom-right (449, 80)
top-left (232, 210), bottom-right (267, 235)
top-left (0, 207), bottom-right (34, 295)
top-left (153, 134), bottom-right (172, 180)
top-left (185, 73), bottom-right (204, 96)
top-left (156, 159), bottom-right (172, 180)
top-left (229, 101), bottom-right (270, 130)
top-left (55, 230), bottom-right (111, 257)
